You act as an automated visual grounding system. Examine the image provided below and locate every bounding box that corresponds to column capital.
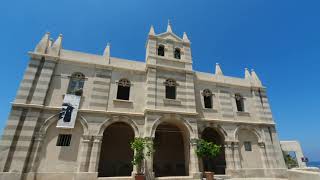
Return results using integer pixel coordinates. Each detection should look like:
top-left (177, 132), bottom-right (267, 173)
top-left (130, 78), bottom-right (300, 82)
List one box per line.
top-left (231, 141), bottom-right (240, 149)
top-left (190, 138), bottom-right (199, 145)
top-left (144, 137), bottom-right (154, 142)
top-left (82, 135), bottom-right (92, 143)
top-left (258, 142), bottom-right (265, 148)
top-left (93, 135), bottom-right (103, 143)
top-left (224, 141), bottom-right (233, 148)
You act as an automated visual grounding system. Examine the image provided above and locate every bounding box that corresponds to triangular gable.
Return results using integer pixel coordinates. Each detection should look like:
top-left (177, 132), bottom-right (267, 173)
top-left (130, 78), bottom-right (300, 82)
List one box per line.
top-left (156, 32), bottom-right (183, 42)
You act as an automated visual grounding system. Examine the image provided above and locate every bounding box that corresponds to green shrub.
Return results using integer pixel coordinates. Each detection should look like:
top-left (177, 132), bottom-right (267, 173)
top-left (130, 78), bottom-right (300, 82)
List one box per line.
top-left (130, 138), bottom-right (153, 174)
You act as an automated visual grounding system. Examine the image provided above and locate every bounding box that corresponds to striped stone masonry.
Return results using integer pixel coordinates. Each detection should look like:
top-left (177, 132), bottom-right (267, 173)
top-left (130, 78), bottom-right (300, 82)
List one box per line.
top-left (89, 69), bottom-right (111, 110)
top-left (0, 26), bottom-right (289, 179)
top-left (15, 59), bottom-right (42, 104)
top-left (30, 61), bottom-right (56, 105)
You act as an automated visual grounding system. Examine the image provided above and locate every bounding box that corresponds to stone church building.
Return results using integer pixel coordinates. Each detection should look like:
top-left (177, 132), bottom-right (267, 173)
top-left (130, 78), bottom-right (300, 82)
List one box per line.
top-left (0, 23), bottom-right (288, 180)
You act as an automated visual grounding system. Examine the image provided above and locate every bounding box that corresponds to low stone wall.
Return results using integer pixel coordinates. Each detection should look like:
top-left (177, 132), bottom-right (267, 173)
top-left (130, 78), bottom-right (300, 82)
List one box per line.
top-left (288, 169), bottom-right (320, 180)
top-left (227, 168), bottom-right (288, 178)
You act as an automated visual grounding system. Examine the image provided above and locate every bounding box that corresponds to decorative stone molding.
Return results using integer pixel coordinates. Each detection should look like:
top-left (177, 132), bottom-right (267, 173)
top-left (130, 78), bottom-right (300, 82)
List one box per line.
top-left (163, 98), bottom-right (181, 106)
top-left (232, 141), bottom-right (240, 149)
top-left (82, 135), bottom-right (92, 143)
top-left (258, 142), bottom-right (265, 148)
top-left (190, 138), bottom-right (199, 146)
top-left (34, 132), bottom-right (45, 142)
top-left (93, 135), bottom-right (103, 143)
top-left (224, 141), bottom-right (233, 149)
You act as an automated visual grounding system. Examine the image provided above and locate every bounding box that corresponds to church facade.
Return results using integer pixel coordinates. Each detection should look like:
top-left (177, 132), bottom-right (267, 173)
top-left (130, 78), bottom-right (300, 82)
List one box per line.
top-left (0, 24), bottom-right (288, 180)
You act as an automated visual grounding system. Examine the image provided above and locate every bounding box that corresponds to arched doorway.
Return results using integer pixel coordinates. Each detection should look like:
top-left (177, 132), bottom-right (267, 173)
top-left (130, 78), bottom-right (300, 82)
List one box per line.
top-left (153, 122), bottom-right (189, 177)
top-left (237, 129), bottom-right (263, 168)
top-left (201, 127), bottom-right (226, 174)
top-left (98, 122), bottom-right (134, 177)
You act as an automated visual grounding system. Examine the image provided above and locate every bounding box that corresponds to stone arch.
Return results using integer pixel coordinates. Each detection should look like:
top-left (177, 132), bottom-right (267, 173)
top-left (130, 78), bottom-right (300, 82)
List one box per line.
top-left (98, 121), bottom-right (135, 177)
top-left (37, 115), bottom-right (84, 172)
top-left (149, 115), bottom-right (195, 139)
top-left (234, 125), bottom-right (262, 143)
top-left (236, 127), bottom-right (264, 168)
top-left (200, 126), bottom-right (226, 174)
top-left (39, 113), bottom-right (89, 136)
top-left (97, 116), bottom-right (139, 137)
top-left (150, 115), bottom-right (196, 177)
top-left (199, 124), bottom-right (228, 141)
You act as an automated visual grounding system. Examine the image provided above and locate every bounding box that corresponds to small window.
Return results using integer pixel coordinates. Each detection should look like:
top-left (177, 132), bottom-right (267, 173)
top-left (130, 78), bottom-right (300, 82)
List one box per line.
top-left (202, 89), bottom-right (213, 108)
top-left (56, 134), bottom-right (72, 146)
top-left (244, 141), bottom-right (252, 151)
top-left (235, 94), bottom-right (245, 112)
top-left (158, 45), bottom-right (165, 56)
top-left (67, 72), bottom-right (85, 96)
top-left (174, 48), bottom-right (181, 59)
top-left (164, 79), bottom-right (177, 99)
top-left (117, 79), bottom-right (131, 100)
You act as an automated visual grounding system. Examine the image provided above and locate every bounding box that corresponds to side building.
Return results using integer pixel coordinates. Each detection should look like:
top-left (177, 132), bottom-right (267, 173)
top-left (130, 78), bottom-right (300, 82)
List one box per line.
top-left (0, 23), bottom-right (287, 180)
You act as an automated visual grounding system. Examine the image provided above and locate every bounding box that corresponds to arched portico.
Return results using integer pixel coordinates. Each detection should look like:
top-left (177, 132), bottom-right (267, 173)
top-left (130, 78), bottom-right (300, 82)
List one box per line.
top-left (201, 127), bottom-right (226, 174)
top-left (98, 122), bottom-right (135, 177)
top-left (153, 122), bottom-right (189, 177)
top-left (147, 116), bottom-right (200, 178)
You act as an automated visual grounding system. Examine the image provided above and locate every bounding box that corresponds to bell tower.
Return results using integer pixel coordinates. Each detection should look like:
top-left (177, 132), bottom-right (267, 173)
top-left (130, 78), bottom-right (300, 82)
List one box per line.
top-left (145, 21), bottom-right (193, 71)
top-left (144, 22), bottom-right (197, 114)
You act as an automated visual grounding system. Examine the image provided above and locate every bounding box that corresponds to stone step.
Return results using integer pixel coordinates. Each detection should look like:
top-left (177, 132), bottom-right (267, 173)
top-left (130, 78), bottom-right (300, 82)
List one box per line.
top-left (98, 177), bottom-right (132, 180)
top-left (155, 176), bottom-right (194, 180)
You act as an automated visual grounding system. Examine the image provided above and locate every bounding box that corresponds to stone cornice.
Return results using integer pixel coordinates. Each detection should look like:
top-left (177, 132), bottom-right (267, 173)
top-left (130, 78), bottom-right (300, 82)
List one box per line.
top-left (146, 64), bottom-right (194, 74)
top-left (144, 108), bottom-right (198, 116)
top-left (149, 55), bottom-right (192, 64)
top-left (28, 51), bottom-right (59, 62)
top-left (199, 118), bottom-right (275, 126)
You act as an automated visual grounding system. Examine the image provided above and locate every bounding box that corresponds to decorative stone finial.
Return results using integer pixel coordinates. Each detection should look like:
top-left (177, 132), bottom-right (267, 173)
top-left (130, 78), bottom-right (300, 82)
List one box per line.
top-left (215, 63), bottom-right (223, 75)
top-left (149, 25), bottom-right (155, 36)
top-left (47, 34), bottom-right (63, 56)
top-left (103, 43), bottom-right (110, 57)
top-left (48, 38), bottom-right (53, 47)
top-left (166, 19), bottom-right (173, 33)
top-left (251, 69), bottom-right (262, 86)
top-left (34, 32), bottom-right (50, 54)
top-left (183, 32), bottom-right (190, 43)
top-left (244, 68), bottom-right (251, 80)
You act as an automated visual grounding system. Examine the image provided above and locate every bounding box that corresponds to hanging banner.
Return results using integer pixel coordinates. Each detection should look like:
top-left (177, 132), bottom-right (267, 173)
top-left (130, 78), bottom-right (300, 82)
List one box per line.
top-left (57, 94), bottom-right (81, 129)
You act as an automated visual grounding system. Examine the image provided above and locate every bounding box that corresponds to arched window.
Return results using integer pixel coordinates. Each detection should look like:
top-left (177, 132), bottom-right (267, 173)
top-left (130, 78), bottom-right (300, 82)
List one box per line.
top-left (158, 45), bottom-right (165, 56)
top-left (174, 48), bottom-right (181, 59)
top-left (235, 94), bottom-right (245, 112)
top-left (164, 79), bottom-right (177, 99)
top-left (202, 89), bottom-right (213, 108)
top-left (117, 79), bottom-right (131, 100)
top-left (67, 72), bottom-right (85, 96)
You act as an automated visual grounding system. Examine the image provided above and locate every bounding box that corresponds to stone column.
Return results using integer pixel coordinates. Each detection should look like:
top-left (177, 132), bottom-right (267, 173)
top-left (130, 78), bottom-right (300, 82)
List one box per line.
top-left (88, 135), bottom-right (102, 172)
top-left (232, 142), bottom-right (241, 169)
top-left (144, 137), bottom-right (154, 179)
top-left (189, 138), bottom-right (201, 178)
top-left (29, 132), bottom-right (45, 172)
top-left (78, 135), bottom-right (92, 172)
top-left (258, 142), bottom-right (269, 168)
top-left (224, 141), bottom-right (234, 171)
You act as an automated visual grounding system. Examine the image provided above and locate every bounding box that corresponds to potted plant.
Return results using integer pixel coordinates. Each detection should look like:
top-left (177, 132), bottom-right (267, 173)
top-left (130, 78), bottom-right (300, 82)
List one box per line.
top-left (196, 139), bottom-right (221, 180)
top-left (130, 137), bottom-right (153, 180)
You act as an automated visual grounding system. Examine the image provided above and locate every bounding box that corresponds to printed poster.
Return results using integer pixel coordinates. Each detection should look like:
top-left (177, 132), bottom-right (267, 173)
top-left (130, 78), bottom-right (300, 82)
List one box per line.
top-left (57, 94), bottom-right (81, 129)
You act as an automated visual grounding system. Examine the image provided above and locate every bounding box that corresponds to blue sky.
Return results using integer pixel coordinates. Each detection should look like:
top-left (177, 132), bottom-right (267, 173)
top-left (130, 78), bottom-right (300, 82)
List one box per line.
top-left (0, 0), bottom-right (319, 161)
